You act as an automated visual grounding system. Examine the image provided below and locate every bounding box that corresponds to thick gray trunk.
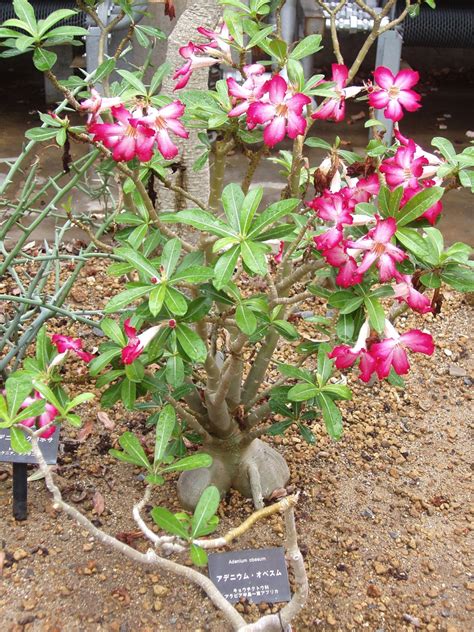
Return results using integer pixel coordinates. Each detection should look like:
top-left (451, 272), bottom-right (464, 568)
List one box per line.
top-left (159, 0), bottom-right (222, 210)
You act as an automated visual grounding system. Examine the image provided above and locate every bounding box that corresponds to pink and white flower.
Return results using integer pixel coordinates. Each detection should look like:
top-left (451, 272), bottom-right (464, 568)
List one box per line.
top-left (311, 64), bottom-right (362, 123)
top-left (368, 66), bottom-right (421, 122)
top-left (173, 23), bottom-right (232, 90)
top-left (392, 273), bottom-right (432, 314)
top-left (380, 140), bottom-right (429, 190)
top-left (393, 128), bottom-right (442, 180)
top-left (88, 105), bottom-right (156, 162)
top-left (246, 75), bottom-right (311, 147)
top-left (141, 100), bottom-right (189, 159)
top-left (342, 174), bottom-right (380, 209)
top-left (274, 240), bottom-right (284, 264)
top-left (20, 392), bottom-right (58, 439)
top-left (227, 64), bottom-right (268, 118)
top-left (323, 242), bottom-right (364, 287)
top-left (80, 88), bottom-right (122, 123)
top-left (370, 320), bottom-right (434, 379)
top-left (51, 334), bottom-right (94, 363)
top-left (329, 320), bottom-right (377, 382)
top-left (346, 216), bottom-right (406, 282)
top-left (121, 319), bottom-right (162, 365)
top-left (309, 191), bottom-right (353, 251)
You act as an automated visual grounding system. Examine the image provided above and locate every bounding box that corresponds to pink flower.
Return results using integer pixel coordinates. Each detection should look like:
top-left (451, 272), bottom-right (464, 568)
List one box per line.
top-left (311, 64), bottom-right (361, 122)
top-left (370, 320), bottom-right (434, 379)
top-left (329, 321), bottom-right (377, 382)
top-left (308, 191), bottom-right (353, 226)
top-left (20, 392), bottom-right (58, 439)
top-left (274, 240), bottom-right (284, 264)
top-left (141, 100), bottom-right (189, 159)
top-left (172, 42), bottom-right (219, 90)
top-left (51, 334), bottom-right (94, 363)
top-left (322, 243), bottom-right (364, 288)
top-left (392, 273), bottom-right (432, 314)
top-left (88, 105), bottom-right (156, 162)
top-left (246, 75), bottom-right (311, 147)
top-left (368, 66), bottom-right (421, 122)
top-left (380, 140), bottom-right (429, 190)
top-left (346, 216), bottom-right (406, 282)
top-left (341, 174), bottom-right (380, 209)
top-left (227, 64), bottom-right (268, 118)
top-left (173, 23), bottom-right (232, 90)
top-left (121, 319), bottom-right (162, 365)
top-left (400, 181), bottom-right (443, 225)
top-left (393, 128), bottom-right (442, 179)
top-left (80, 88), bottom-right (122, 123)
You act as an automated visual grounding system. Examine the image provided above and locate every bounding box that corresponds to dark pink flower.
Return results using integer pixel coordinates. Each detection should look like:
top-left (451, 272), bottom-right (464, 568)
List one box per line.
top-left (121, 319), bottom-right (162, 365)
top-left (51, 334), bottom-right (94, 363)
top-left (88, 105), bottom-right (156, 162)
top-left (346, 216), bottom-right (406, 282)
top-left (380, 140), bottom-right (429, 190)
top-left (322, 243), bottom-right (364, 288)
top-left (368, 66), bottom-right (421, 122)
top-left (308, 191), bottom-right (353, 226)
top-left (274, 240), bottom-right (284, 264)
top-left (141, 100), bottom-right (189, 159)
top-left (393, 128), bottom-right (442, 179)
top-left (246, 75), bottom-right (311, 147)
top-left (227, 64), bottom-right (268, 118)
top-left (311, 64), bottom-right (361, 122)
top-left (392, 273), bottom-right (432, 314)
top-left (329, 321), bottom-right (377, 382)
top-left (370, 321), bottom-right (434, 379)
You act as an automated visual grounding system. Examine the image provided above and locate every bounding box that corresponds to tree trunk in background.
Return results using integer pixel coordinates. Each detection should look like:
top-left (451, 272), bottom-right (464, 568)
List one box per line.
top-left (159, 0), bottom-right (222, 211)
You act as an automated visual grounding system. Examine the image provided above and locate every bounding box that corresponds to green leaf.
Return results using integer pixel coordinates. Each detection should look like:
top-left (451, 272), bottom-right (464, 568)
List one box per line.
top-left (322, 384), bottom-right (352, 400)
top-left (277, 363), bottom-right (314, 383)
top-left (125, 360), bottom-right (145, 383)
top-left (240, 187), bottom-right (263, 235)
top-left (397, 187), bottom-right (444, 226)
top-left (166, 355), bottom-right (184, 387)
top-left (336, 313), bottom-right (354, 343)
top-left (266, 419), bottom-right (293, 436)
top-left (89, 347), bottom-right (122, 376)
top-left (149, 62), bottom-right (171, 95)
top-left (13, 398), bottom-right (45, 423)
top-left (161, 238), bottom-right (182, 277)
top-left (171, 266), bottom-right (214, 284)
top-left (44, 25), bottom-right (88, 40)
top-left (247, 198), bottom-right (299, 238)
top-left (117, 69), bottom-right (147, 94)
top-left (13, 0), bottom-right (37, 35)
top-left (431, 137), bottom-right (456, 163)
top-left (364, 296), bottom-right (385, 333)
top-left (161, 209), bottom-right (236, 238)
top-left (241, 240), bottom-right (268, 275)
top-left (149, 283), bottom-right (167, 316)
top-left (118, 431), bottom-right (150, 469)
top-left (328, 290), bottom-right (357, 309)
top-left (37, 9), bottom-right (77, 36)
top-left (105, 285), bottom-right (151, 313)
top-left (290, 34), bottom-right (322, 60)
top-left (176, 324), bottom-right (207, 363)
top-left (101, 318), bottom-right (127, 346)
top-left (189, 543), bottom-right (208, 567)
top-left (304, 137), bottom-right (332, 150)
top-left (273, 320), bottom-right (299, 341)
top-left (424, 227), bottom-right (444, 261)
top-left (121, 379), bottom-right (136, 410)
top-left (221, 183), bottom-right (244, 232)
top-left (93, 58), bottom-right (116, 82)
top-left (387, 367), bottom-right (406, 388)
top-left (318, 393), bottom-right (343, 440)
top-left (339, 296), bottom-right (364, 315)
top-left (66, 392), bottom-right (94, 410)
top-left (115, 246), bottom-right (158, 281)
top-left (235, 304), bottom-right (257, 335)
top-left (191, 486), bottom-right (220, 538)
top-left (154, 404), bottom-right (176, 463)
top-left (420, 272), bottom-right (441, 289)
top-left (396, 227), bottom-right (430, 261)
top-left (10, 426), bottom-right (32, 454)
top-left (288, 383), bottom-right (319, 402)
top-left (298, 423), bottom-right (316, 445)
top-left (151, 507), bottom-right (189, 539)
top-left (317, 343), bottom-right (333, 385)
top-left (33, 47), bottom-right (57, 71)
top-left (25, 127), bottom-right (58, 141)
top-left (213, 245), bottom-right (240, 290)
top-left (161, 453), bottom-right (212, 473)
top-left (441, 266), bottom-right (474, 292)
top-left (6, 375), bottom-right (33, 416)
top-left (165, 286), bottom-right (188, 316)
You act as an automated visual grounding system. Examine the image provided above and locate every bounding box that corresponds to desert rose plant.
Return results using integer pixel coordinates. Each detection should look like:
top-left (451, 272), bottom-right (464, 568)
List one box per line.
top-left (1, 0), bottom-right (473, 628)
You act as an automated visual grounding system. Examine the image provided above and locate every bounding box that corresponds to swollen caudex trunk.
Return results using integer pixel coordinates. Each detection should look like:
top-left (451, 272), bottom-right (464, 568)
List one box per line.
top-left (177, 435), bottom-right (290, 511)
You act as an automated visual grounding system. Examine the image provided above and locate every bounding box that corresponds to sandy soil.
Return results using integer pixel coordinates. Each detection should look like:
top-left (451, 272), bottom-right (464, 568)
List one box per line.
top-left (0, 259), bottom-right (473, 632)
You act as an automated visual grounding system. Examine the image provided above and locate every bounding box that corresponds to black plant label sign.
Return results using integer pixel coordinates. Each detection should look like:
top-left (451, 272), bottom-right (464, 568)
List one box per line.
top-left (208, 547), bottom-right (291, 604)
top-left (0, 429), bottom-right (59, 465)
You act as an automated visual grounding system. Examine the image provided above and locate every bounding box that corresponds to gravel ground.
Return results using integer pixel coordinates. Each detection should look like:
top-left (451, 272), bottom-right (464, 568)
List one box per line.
top-left (0, 261), bottom-right (473, 632)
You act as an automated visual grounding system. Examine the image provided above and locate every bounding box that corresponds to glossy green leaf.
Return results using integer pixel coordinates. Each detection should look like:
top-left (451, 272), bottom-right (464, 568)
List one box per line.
top-left (191, 485), bottom-right (220, 538)
top-left (151, 507), bottom-right (189, 539)
top-left (235, 304), bottom-right (257, 335)
top-left (10, 426), bottom-right (32, 454)
top-left (118, 431), bottom-right (150, 469)
top-left (318, 393), bottom-right (343, 440)
top-left (154, 404), bottom-right (176, 463)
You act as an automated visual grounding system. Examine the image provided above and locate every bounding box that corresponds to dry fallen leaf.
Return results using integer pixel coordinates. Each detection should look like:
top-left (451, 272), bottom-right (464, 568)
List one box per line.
top-left (92, 491), bottom-right (105, 516)
top-left (97, 411), bottom-right (115, 431)
top-left (77, 420), bottom-right (94, 442)
top-left (0, 550), bottom-right (5, 576)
